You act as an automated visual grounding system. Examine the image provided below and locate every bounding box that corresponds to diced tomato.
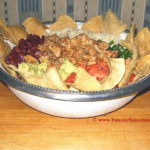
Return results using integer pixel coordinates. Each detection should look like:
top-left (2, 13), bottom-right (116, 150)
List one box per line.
top-left (114, 85), bottom-right (118, 88)
top-left (80, 64), bottom-right (86, 69)
top-left (65, 72), bottom-right (76, 83)
top-left (129, 73), bottom-right (136, 83)
top-left (85, 61), bottom-right (110, 81)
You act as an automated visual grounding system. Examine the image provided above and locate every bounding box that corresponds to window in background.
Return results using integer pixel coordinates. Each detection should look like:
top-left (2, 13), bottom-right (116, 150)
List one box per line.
top-left (144, 0), bottom-right (150, 29)
top-left (98, 0), bottom-right (122, 19)
top-left (67, 0), bottom-right (74, 19)
top-left (18, 0), bottom-right (42, 25)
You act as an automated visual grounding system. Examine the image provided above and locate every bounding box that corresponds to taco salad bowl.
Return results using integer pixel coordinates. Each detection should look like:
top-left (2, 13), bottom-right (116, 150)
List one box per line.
top-left (0, 62), bottom-right (150, 118)
top-left (0, 12), bottom-right (150, 118)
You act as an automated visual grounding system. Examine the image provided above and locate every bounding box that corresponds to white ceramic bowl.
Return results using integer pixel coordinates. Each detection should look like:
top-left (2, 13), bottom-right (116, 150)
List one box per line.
top-left (9, 86), bottom-right (137, 118)
top-left (0, 26), bottom-right (150, 118)
top-left (0, 63), bottom-right (150, 118)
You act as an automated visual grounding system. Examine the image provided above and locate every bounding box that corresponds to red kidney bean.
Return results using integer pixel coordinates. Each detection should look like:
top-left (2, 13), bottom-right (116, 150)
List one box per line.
top-left (26, 41), bottom-right (32, 48)
top-left (27, 34), bottom-right (32, 40)
top-left (22, 49), bottom-right (27, 55)
top-left (39, 39), bottom-right (44, 45)
top-left (5, 34), bottom-right (45, 67)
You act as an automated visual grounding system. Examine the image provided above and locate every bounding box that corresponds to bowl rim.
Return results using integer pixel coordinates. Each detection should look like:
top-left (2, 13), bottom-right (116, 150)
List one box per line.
top-left (0, 66), bottom-right (150, 102)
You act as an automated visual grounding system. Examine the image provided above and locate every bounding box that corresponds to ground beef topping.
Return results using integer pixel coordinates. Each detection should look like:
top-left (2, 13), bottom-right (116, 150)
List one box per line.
top-left (38, 33), bottom-right (118, 69)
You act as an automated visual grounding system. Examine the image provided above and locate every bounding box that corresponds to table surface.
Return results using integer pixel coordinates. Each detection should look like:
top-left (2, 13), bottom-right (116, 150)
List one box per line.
top-left (0, 82), bottom-right (150, 150)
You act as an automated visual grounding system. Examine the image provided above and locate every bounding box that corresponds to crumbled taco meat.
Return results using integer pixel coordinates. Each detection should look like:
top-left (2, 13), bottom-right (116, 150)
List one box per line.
top-left (38, 33), bottom-right (118, 69)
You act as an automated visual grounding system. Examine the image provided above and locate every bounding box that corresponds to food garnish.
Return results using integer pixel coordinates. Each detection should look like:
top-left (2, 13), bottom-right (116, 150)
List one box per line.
top-left (22, 17), bottom-right (48, 37)
top-left (0, 19), bottom-right (28, 45)
top-left (81, 15), bottom-right (103, 33)
top-left (109, 40), bottom-right (132, 59)
top-left (49, 15), bottom-right (77, 31)
top-left (100, 9), bottom-right (127, 35)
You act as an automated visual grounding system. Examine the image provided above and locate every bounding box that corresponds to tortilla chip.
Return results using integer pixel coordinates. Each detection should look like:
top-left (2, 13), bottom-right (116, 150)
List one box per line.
top-left (70, 58), bottom-right (125, 91)
top-left (121, 22), bottom-right (136, 51)
top-left (133, 54), bottom-right (150, 82)
top-left (0, 59), bottom-right (19, 78)
top-left (118, 60), bottom-right (137, 87)
top-left (0, 38), bottom-right (18, 78)
top-left (0, 19), bottom-right (28, 45)
top-left (0, 19), bottom-right (6, 28)
top-left (10, 65), bottom-right (68, 90)
top-left (8, 25), bottom-right (28, 44)
top-left (100, 58), bottom-right (125, 90)
top-left (101, 9), bottom-right (127, 35)
top-left (136, 54), bottom-right (150, 75)
top-left (0, 37), bottom-right (11, 59)
top-left (22, 17), bottom-right (48, 37)
top-left (118, 46), bottom-right (138, 87)
top-left (45, 67), bottom-right (68, 90)
top-left (135, 27), bottom-right (150, 57)
top-left (82, 15), bottom-right (103, 33)
top-left (72, 67), bottom-right (102, 91)
top-left (122, 22), bottom-right (139, 60)
top-left (49, 15), bottom-right (77, 31)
